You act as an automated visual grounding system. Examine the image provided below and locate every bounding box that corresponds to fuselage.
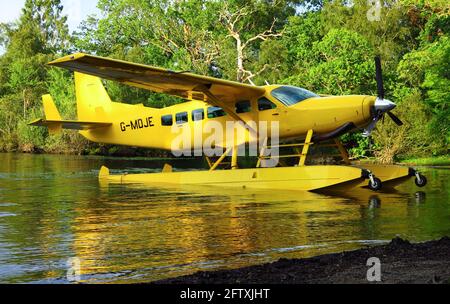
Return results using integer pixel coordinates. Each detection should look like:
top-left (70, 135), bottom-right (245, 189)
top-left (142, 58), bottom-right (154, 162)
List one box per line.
top-left (81, 85), bottom-right (377, 151)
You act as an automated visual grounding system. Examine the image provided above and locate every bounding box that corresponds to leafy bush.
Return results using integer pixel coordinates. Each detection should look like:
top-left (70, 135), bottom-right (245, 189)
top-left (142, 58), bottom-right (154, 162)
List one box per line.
top-left (372, 90), bottom-right (437, 163)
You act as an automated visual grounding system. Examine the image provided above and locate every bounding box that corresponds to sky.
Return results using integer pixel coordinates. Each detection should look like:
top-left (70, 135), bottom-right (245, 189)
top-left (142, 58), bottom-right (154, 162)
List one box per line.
top-left (0, 0), bottom-right (99, 32)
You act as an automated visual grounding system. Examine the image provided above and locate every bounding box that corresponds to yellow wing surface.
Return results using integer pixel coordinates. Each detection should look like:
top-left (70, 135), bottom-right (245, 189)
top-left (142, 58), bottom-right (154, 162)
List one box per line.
top-left (49, 53), bottom-right (266, 105)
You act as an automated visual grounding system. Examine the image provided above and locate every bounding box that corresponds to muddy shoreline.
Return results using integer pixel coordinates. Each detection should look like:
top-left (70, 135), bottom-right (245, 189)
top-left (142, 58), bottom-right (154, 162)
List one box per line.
top-left (155, 237), bottom-right (450, 284)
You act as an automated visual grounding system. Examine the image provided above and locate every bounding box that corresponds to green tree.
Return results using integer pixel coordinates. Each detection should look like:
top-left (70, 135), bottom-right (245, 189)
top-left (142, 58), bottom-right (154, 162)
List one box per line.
top-left (217, 0), bottom-right (294, 83)
top-left (0, 0), bottom-right (448, 159)
top-left (0, 0), bottom-right (71, 151)
top-left (283, 28), bottom-right (375, 95)
top-left (20, 0), bottom-right (70, 53)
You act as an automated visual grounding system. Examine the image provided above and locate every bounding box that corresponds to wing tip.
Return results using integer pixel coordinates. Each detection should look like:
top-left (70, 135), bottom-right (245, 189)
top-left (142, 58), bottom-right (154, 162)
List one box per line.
top-left (28, 119), bottom-right (44, 126)
top-left (48, 53), bottom-right (87, 66)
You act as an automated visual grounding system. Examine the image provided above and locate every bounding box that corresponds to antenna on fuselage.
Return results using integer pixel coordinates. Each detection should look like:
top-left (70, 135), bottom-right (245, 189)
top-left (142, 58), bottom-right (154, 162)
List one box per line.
top-left (265, 80), bottom-right (270, 85)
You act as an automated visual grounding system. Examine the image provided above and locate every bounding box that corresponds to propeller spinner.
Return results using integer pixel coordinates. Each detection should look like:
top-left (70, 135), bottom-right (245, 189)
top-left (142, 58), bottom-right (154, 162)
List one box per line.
top-left (363, 57), bottom-right (404, 137)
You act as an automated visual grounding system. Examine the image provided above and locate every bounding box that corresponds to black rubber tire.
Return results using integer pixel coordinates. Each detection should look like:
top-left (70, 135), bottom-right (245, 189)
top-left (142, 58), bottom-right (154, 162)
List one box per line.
top-left (415, 174), bottom-right (428, 188)
top-left (368, 177), bottom-right (382, 191)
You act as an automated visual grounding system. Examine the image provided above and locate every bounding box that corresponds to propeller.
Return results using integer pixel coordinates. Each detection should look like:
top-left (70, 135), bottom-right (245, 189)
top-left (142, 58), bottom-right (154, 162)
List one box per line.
top-left (375, 56), bottom-right (385, 100)
top-left (387, 112), bottom-right (404, 126)
top-left (363, 57), bottom-right (404, 137)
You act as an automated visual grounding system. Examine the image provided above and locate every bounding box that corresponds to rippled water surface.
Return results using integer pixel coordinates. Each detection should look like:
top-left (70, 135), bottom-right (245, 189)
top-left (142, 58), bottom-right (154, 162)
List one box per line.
top-left (0, 153), bottom-right (449, 283)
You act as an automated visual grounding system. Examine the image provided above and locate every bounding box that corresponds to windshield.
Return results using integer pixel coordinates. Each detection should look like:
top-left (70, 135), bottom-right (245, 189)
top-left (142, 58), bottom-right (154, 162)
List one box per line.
top-left (271, 86), bottom-right (319, 106)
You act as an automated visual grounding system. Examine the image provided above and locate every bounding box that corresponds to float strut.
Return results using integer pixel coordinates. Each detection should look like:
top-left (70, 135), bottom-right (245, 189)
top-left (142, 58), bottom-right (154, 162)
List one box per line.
top-left (231, 144), bottom-right (239, 170)
top-left (256, 137), bottom-right (268, 168)
top-left (299, 130), bottom-right (314, 166)
top-left (209, 147), bottom-right (233, 171)
top-left (334, 139), bottom-right (351, 165)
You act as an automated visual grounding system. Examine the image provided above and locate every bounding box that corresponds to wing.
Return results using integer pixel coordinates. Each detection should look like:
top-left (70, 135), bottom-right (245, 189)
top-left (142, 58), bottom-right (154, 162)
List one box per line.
top-left (49, 53), bottom-right (266, 105)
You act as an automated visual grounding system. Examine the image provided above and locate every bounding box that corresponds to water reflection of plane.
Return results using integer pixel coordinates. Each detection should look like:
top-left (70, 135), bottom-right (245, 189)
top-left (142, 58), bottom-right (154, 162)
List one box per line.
top-left (322, 183), bottom-right (420, 205)
top-left (71, 183), bottom-right (347, 282)
top-left (69, 181), bottom-right (421, 283)
top-left (99, 177), bottom-right (418, 206)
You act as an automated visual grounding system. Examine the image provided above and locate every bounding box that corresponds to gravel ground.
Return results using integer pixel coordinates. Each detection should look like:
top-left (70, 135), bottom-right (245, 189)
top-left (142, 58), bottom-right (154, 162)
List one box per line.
top-left (155, 237), bottom-right (450, 284)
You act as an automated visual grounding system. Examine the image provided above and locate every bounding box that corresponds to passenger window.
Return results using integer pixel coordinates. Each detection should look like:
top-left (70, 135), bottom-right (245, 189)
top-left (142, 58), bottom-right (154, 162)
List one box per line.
top-left (161, 114), bottom-right (173, 126)
top-left (207, 107), bottom-right (227, 119)
top-left (192, 109), bottom-right (205, 121)
top-left (176, 112), bottom-right (188, 124)
top-left (258, 97), bottom-right (277, 111)
top-left (236, 101), bottom-right (251, 114)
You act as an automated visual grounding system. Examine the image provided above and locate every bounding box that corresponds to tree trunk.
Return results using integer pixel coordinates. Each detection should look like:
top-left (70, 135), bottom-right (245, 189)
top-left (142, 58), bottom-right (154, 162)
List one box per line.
top-left (23, 89), bottom-right (26, 118)
top-left (236, 36), bottom-right (244, 83)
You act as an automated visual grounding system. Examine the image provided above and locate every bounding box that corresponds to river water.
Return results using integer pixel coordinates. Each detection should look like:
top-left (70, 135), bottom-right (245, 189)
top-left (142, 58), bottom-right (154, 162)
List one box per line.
top-left (0, 153), bottom-right (449, 283)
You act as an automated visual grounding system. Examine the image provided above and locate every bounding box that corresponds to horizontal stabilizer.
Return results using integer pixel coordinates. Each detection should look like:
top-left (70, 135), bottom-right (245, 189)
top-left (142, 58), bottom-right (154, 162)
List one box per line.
top-left (29, 119), bottom-right (112, 131)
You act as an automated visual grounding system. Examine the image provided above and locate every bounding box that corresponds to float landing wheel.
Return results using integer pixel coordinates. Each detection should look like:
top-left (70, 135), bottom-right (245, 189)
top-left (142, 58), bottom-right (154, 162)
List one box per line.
top-left (415, 173), bottom-right (428, 188)
top-left (368, 175), bottom-right (383, 191)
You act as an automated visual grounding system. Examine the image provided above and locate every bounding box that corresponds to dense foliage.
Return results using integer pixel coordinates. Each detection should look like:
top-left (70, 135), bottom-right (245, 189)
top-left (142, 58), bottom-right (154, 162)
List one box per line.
top-left (0, 0), bottom-right (448, 161)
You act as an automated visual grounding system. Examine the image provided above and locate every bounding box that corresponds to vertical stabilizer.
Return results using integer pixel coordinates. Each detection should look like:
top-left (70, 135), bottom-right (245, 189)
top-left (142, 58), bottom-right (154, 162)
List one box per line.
top-left (42, 95), bottom-right (62, 134)
top-left (74, 72), bottom-right (111, 121)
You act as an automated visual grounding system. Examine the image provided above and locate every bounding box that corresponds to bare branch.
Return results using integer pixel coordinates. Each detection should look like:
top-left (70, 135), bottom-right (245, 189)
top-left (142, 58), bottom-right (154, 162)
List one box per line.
top-left (220, 4), bottom-right (252, 41)
top-left (242, 19), bottom-right (283, 49)
top-left (242, 64), bottom-right (269, 83)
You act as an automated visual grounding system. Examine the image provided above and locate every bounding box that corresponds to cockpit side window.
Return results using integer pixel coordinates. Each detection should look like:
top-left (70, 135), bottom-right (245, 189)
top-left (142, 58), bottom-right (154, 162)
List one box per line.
top-left (258, 97), bottom-right (277, 111)
top-left (271, 86), bottom-right (318, 106)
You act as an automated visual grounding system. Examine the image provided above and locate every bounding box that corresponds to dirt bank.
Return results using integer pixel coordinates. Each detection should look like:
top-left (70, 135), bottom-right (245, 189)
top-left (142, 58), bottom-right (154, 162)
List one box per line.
top-left (155, 237), bottom-right (450, 284)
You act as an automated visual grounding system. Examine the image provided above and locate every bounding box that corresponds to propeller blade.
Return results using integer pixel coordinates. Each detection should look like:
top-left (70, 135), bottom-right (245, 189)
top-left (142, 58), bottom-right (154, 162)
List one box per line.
top-left (375, 56), bottom-right (385, 100)
top-left (387, 112), bottom-right (404, 126)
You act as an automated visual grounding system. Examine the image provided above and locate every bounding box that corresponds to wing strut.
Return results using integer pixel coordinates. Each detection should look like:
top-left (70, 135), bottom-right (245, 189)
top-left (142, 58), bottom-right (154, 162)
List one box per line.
top-left (196, 85), bottom-right (258, 136)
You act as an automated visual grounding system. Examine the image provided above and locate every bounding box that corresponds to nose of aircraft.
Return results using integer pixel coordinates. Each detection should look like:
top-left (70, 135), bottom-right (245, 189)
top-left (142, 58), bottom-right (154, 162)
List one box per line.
top-left (374, 98), bottom-right (396, 113)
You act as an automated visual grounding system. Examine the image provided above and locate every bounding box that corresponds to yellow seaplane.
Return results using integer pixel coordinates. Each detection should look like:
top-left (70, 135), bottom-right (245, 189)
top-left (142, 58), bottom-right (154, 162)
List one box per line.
top-left (30, 53), bottom-right (427, 193)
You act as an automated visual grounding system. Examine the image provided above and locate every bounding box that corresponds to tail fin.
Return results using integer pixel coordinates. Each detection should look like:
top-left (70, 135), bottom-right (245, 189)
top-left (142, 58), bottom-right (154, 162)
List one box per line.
top-left (43, 95), bottom-right (62, 121)
top-left (29, 94), bottom-right (112, 133)
top-left (30, 72), bottom-right (113, 134)
top-left (75, 72), bottom-right (111, 121)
